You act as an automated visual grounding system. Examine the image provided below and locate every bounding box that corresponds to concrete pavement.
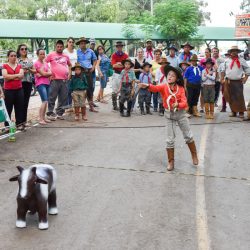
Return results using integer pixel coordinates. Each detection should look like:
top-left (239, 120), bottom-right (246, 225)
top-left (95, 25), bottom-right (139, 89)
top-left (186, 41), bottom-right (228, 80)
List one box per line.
top-left (0, 83), bottom-right (250, 250)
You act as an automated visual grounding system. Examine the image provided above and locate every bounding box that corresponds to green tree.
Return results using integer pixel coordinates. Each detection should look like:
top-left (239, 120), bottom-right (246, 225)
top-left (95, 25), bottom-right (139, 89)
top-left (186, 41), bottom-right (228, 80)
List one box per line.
top-left (240, 0), bottom-right (250, 12)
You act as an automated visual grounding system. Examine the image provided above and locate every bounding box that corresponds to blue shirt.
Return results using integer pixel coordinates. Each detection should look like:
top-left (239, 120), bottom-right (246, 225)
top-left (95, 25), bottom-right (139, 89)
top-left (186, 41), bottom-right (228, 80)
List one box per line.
top-left (99, 54), bottom-right (111, 72)
top-left (77, 48), bottom-right (97, 69)
top-left (184, 65), bottom-right (203, 84)
top-left (178, 52), bottom-right (193, 62)
top-left (139, 72), bottom-right (152, 94)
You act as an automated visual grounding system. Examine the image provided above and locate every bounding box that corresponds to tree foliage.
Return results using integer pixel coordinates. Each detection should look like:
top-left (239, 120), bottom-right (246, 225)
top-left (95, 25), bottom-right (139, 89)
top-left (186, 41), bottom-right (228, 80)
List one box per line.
top-left (0, 0), bottom-right (211, 49)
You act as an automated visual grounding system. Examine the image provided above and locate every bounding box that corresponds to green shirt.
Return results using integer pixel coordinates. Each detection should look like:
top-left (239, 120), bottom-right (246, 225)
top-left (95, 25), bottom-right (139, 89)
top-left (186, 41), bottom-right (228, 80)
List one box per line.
top-left (69, 74), bottom-right (88, 91)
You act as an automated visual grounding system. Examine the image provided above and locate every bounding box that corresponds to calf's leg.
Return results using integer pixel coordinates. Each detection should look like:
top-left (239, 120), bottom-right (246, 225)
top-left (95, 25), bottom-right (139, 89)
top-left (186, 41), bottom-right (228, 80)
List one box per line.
top-left (48, 190), bottom-right (58, 215)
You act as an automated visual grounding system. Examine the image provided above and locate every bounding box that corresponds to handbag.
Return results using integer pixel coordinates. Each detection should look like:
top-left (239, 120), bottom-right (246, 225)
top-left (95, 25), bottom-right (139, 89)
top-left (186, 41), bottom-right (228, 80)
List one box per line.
top-left (107, 65), bottom-right (114, 77)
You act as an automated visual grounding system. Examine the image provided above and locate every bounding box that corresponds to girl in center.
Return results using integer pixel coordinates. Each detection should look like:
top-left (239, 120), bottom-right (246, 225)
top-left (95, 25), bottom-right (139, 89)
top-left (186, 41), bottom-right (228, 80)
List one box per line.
top-left (139, 65), bottom-right (199, 171)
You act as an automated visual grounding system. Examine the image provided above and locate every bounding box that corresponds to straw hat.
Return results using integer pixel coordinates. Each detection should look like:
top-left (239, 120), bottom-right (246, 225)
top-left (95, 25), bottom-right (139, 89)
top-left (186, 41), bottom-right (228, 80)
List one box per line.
top-left (71, 62), bottom-right (84, 71)
top-left (181, 42), bottom-right (194, 50)
top-left (227, 45), bottom-right (243, 53)
top-left (159, 54), bottom-right (170, 65)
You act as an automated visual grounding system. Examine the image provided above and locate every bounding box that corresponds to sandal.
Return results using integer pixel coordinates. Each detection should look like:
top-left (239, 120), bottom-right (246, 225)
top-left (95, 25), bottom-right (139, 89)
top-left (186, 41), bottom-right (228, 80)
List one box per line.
top-left (39, 120), bottom-right (47, 125)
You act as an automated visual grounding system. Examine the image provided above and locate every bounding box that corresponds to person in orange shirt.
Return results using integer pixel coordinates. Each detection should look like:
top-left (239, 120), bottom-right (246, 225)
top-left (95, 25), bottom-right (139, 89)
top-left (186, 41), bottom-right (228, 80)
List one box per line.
top-left (139, 65), bottom-right (199, 171)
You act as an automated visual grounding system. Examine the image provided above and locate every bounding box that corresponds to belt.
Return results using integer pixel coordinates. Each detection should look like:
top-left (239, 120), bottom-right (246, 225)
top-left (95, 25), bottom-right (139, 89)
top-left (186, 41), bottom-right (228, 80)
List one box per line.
top-left (203, 84), bottom-right (215, 88)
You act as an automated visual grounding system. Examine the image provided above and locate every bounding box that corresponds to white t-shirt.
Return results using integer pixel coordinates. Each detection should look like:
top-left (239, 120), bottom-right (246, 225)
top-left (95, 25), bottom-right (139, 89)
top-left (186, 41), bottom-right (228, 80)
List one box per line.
top-left (63, 49), bottom-right (77, 67)
top-left (155, 68), bottom-right (167, 84)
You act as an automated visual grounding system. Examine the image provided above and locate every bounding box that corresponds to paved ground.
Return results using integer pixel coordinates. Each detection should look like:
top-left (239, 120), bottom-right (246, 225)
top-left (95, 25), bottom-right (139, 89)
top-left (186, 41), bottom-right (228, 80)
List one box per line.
top-left (0, 82), bottom-right (250, 250)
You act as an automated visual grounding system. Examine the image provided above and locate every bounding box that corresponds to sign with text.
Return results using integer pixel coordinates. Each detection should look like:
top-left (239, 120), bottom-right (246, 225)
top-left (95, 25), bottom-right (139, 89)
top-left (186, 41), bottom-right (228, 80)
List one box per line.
top-left (235, 14), bottom-right (250, 38)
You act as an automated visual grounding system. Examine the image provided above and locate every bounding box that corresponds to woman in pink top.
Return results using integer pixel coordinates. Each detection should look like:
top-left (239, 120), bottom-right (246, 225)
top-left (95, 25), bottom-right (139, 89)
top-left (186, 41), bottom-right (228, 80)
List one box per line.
top-left (34, 49), bottom-right (52, 125)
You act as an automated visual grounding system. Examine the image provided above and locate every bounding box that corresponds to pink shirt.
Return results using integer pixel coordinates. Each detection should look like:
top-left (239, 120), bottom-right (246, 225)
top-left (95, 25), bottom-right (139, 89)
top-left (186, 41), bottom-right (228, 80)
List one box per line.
top-left (34, 60), bottom-right (50, 86)
top-left (199, 57), bottom-right (216, 69)
top-left (46, 52), bottom-right (70, 80)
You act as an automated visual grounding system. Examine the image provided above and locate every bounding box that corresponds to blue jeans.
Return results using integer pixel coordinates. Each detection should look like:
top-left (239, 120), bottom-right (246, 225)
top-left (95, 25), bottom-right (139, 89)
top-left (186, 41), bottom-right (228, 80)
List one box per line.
top-left (67, 80), bottom-right (72, 106)
top-left (153, 92), bottom-right (158, 110)
top-left (37, 84), bottom-right (50, 102)
top-left (100, 72), bottom-right (108, 89)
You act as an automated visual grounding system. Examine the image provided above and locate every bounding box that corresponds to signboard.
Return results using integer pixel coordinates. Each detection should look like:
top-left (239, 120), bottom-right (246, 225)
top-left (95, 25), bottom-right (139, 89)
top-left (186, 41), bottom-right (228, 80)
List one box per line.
top-left (235, 14), bottom-right (250, 38)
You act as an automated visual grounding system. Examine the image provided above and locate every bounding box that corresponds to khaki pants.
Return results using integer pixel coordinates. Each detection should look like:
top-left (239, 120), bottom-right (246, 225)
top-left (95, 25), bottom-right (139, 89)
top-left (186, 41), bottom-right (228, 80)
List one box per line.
top-left (71, 90), bottom-right (87, 107)
top-left (165, 110), bottom-right (193, 148)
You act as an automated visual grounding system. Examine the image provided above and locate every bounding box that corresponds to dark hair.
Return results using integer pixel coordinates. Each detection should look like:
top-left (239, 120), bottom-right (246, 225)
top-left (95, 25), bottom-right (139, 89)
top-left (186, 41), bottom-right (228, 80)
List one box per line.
top-left (36, 48), bottom-right (45, 56)
top-left (154, 49), bottom-right (162, 55)
top-left (67, 37), bottom-right (75, 43)
top-left (7, 50), bottom-right (16, 57)
top-left (16, 43), bottom-right (28, 58)
top-left (97, 45), bottom-right (105, 53)
top-left (56, 40), bottom-right (64, 46)
top-left (66, 37), bottom-right (75, 48)
top-left (212, 47), bottom-right (219, 52)
top-left (205, 47), bottom-right (211, 53)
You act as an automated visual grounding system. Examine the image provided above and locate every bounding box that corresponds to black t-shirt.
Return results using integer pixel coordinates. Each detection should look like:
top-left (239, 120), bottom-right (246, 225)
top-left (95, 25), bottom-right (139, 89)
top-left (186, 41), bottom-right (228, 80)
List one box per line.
top-left (134, 58), bottom-right (146, 79)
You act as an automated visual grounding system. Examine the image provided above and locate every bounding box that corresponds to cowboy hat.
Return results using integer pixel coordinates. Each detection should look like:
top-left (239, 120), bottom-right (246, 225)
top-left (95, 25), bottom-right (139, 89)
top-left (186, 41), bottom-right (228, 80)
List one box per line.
top-left (159, 54), bottom-right (170, 65)
top-left (115, 41), bottom-right (125, 47)
top-left (156, 43), bottom-right (164, 50)
top-left (71, 62), bottom-right (84, 71)
top-left (142, 62), bottom-right (152, 68)
top-left (168, 44), bottom-right (178, 52)
top-left (89, 38), bottom-right (96, 44)
top-left (203, 58), bottom-right (215, 66)
top-left (179, 60), bottom-right (190, 68)
top-left (190, 54), bottom-right (199, 61)
top-left (227, 45), bottom-right (243, 54)
top-left (181, 42), bottom-right (194, 50)
top-left (164, 65), bottom-right (184, 86)
top-left (145, 39), bottom-right (153, 43)
top-left (122, 58), bottom-right (134, 67)
top-left (76, 37), bottom-right (90, 45)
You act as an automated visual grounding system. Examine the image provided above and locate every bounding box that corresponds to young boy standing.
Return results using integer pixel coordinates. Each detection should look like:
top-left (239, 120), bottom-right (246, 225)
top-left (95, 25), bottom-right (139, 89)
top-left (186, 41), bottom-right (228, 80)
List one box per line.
top-left (118, 59), bottom-right (136, 117)
top-left (138, 62), bottom-right (153, 115)
top-left (202, 58), bottom-right (216, 119)
top-left (69, 63), bottom-right (88, 121)
top-left (184, 54), bottom-right (203, 117)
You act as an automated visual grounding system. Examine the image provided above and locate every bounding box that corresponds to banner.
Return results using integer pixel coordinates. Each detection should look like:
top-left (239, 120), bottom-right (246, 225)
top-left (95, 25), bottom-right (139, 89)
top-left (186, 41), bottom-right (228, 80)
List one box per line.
top-left (235, 14), bottom-right (250, 38)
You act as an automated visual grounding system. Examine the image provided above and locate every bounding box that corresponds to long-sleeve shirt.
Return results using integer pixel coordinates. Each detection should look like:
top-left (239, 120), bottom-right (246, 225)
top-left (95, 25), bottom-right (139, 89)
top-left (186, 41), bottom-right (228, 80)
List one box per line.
top-left (220, 57), bottom-right (250, 80)
top-left (69, 74), bottom-right (88, 91)
top-left (202, 68), bottom-right (216, 86)
top-left (148, 83), bottom-right (188, 110)
top-left (184, 65), bottom-right (203, 85)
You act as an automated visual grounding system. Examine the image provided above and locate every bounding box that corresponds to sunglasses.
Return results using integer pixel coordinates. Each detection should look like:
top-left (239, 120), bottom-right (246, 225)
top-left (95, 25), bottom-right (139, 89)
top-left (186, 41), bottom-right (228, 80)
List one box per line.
top-left (20, 48), bottom-right (27, 51)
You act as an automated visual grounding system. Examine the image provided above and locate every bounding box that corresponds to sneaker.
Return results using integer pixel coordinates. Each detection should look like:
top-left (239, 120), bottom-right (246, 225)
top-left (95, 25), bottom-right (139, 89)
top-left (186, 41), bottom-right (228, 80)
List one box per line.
top-left (47, 113), bottom-right (57, 121)
top-left (57, 114), bottom-right (65, 120)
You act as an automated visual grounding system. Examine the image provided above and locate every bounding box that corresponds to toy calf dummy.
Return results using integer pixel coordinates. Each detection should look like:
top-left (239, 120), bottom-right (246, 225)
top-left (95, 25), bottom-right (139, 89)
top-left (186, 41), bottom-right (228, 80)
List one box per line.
top-left (9, 164), bottom-right (58, 230)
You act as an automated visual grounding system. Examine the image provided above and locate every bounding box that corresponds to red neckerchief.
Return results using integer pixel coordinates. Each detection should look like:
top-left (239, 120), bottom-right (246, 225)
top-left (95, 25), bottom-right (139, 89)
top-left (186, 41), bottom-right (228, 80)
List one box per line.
top-left (205, 68), bottom-right (209, 74)
top-left (184, 53), bottom-right (190, 61)
top-left (141, 73), bottom-right (151, 84)
top-left (230, 56), bottom-right (241, 69)
top-left (160, 66), bottom-right (165, 83)
top-left (121, 69), bottom-right (130, 85)
top-left (146, 49), bottom-right (153, 59)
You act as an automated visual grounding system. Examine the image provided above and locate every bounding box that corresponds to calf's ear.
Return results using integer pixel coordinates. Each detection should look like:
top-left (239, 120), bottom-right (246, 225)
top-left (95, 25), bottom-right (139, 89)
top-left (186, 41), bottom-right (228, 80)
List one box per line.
top-left (36, 178), bottom-right (48, 185)
top-left (16, 166), bottom-right (24, 173)
top-left (9, 175), bottom-right (19, 182)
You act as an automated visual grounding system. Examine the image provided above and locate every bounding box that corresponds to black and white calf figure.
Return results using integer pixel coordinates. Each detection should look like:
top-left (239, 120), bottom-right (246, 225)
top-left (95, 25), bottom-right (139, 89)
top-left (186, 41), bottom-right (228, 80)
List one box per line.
top-left (9, 164), bottom-right (58, 230)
